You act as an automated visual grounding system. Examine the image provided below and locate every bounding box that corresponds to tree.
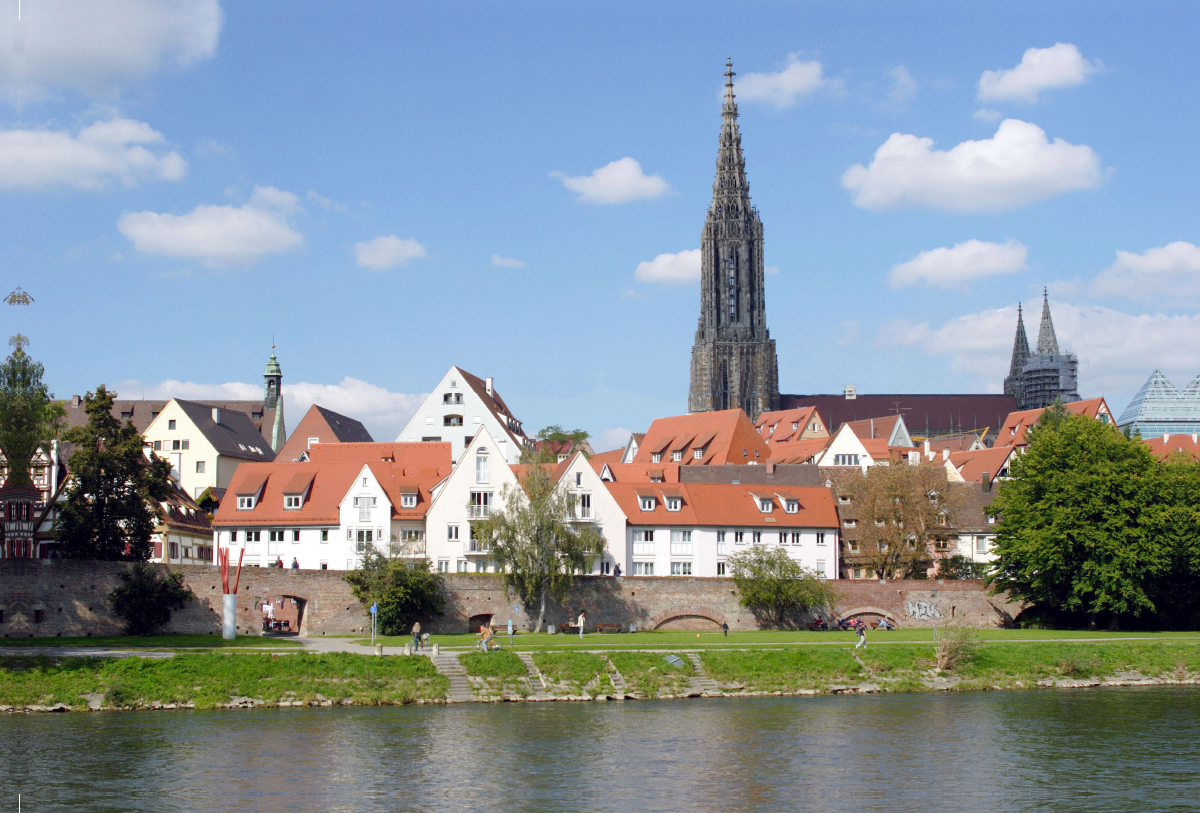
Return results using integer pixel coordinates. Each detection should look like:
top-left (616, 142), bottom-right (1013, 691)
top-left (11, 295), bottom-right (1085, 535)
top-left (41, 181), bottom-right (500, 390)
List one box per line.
top-left (1145, 451), bottom-right (1200, 627)
top-left (840, 463), bottom-right (962, 579)
top-left (108, 563), bottom-right (194, 635)
top-left (344, 549), bottom-right (446, 636)
top-left (938, 555), bottom-right (990, 580)
top-left (0, 335), bottom-right (65, 488)
top-left (523, 425), bottom-right (591, 464)
top-left (56, 386), bottom-right (174, 561)
top-left (726, 545), bottom-right (839, 628)
top-left (474, 462), bottom-right (601, 632)
top-left (986, 405), bottom-right (1167, 626)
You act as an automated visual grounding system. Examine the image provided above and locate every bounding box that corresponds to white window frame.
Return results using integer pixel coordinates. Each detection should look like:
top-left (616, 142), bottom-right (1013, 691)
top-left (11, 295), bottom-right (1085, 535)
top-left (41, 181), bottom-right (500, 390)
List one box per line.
top-left (640, 496), bottom-right (655, 511)
top-left (669, 529), bottom-right (693, 556)
top-left (476, 449), bottom-right (489, 484)
top-left (284, 495), bottom-right (302, 510)
top-left (666, 497), bottom-right (681, 512)
top-left (237, 496), bottom-right (255, 510)
top-left (672, 450), bottom-right (683, 462)
top-left (670, 561), bottom-right (692, 576)
top-left (400, 493), bottom-right (418, 509)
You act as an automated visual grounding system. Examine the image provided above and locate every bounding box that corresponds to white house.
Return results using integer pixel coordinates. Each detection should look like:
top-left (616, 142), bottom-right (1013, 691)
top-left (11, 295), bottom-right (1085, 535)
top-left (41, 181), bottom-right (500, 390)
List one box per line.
top-left (816, 423), bottom-right (919, 469)
top-left (144, 400), bottom-right (275, 500)
top-left (396, 366), bottom-right (530, 464)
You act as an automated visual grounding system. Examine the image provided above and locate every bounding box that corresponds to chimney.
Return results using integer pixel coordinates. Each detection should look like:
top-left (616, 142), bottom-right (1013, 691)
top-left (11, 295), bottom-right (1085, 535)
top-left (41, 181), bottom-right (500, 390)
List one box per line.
top-left (942, 448), bottom-right (950, 462)
top-left (844, 384), bottom-right (857, 400)
top-left (766, 459), bottom-right (776, 476)
top-left (870, 418), bottom-right (875, 438)
top-left (1193, 433), bottom-right (1198, 444)
top-left (1164, 433), bottom-right (1171, 444)
top-left (923, 439), bottom-right (931, 459)
top-left (982, 471), bottom-right (992, 493)
top-left (71, 395), bottom-right (82, 407)
top-left (485, 376), bottom-right (494, 397)
top-left (211, 407), bottom-right (221, 424)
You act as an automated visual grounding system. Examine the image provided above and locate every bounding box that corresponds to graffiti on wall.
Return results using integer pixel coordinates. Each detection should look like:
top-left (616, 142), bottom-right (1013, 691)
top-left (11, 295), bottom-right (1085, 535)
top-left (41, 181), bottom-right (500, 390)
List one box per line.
top-left (905, 600), bottom-right (942, 621)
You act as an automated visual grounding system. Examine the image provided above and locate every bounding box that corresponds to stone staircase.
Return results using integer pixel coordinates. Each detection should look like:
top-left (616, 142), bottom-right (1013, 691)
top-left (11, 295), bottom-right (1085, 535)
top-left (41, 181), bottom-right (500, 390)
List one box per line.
top-left (603, 655), bottom-right (630, 696)
top-left (686, 653), bottom-right (723, 697)
top-left (431, 653), bottom-right (474, 703)
top-left (516, 652), bottom-right (554, 699)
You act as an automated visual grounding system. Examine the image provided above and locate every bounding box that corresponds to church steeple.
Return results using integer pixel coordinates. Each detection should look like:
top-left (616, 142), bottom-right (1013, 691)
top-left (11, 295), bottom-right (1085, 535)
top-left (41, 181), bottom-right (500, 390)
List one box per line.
top-left (689, 59), bottom-right (779, 421)
top-left (1003, 303), bottom-right (1030, 403)
top-left (1036, 288), bottom-right (1060, 355)
top-left (263, 346), bottom-right (286, 453)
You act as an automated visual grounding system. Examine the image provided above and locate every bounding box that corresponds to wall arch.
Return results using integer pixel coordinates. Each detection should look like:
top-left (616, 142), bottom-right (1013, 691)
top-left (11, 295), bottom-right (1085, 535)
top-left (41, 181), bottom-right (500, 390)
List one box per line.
top-left (836, 605), bottom-right (896, 622)
top-left (650, 604), bottom-right (726, 630)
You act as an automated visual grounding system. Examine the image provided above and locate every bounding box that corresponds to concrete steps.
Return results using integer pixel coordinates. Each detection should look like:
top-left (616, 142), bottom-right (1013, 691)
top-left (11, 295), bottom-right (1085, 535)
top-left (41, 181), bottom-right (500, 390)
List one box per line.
top-left (686, 653), bottom-right (723, 697)
top-left (431, 653), bottom-right (474, 703)
top-left (516, 652), bottom-right (554, 699)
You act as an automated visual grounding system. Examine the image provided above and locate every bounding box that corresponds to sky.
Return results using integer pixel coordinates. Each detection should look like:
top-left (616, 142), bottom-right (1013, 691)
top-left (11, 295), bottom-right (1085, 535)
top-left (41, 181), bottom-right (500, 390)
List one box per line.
top-left (3, 1), bottom-right (1200, 449)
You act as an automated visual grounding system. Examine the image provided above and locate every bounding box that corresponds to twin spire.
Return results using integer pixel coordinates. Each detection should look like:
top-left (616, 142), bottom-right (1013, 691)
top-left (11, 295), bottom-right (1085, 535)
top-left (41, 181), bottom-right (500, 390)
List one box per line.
top-left (1012, 289), bottom-right (1061, 361)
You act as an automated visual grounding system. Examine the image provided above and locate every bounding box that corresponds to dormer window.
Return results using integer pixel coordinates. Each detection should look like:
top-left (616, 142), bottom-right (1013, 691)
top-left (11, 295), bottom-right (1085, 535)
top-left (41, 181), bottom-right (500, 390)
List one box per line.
top-left (759, 498), bottom-right (773, 513)
top-left (844, 519), bottom-right (856, 528)
top-left (652, 452), bottom-right (662, 463)
top-left (672, 450), bottom-right (683, 462)
top-left (640, 496), bottom-right (656, 511)
top-left (693, 448), bottom-right (704, 460)
top-left (666, 497), bottom-right (681, 512)
top-left (839, 495), bottom-right (850, 504)
top-left (284, 495), bottom-right (302, 510)
top-left (237, 496), bottom-right (255, 510)
top-left (785, 500), bottom-right (798, 514)
top-left (401, 493), bottom-right (418, 509)
top-left (557, 453), bottom-right (568, 463)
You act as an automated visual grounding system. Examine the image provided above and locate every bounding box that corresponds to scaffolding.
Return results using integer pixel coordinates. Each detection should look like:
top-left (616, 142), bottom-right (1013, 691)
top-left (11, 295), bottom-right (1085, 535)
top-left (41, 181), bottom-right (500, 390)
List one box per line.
top-left (1019, 353), bottom-right (1080, 410)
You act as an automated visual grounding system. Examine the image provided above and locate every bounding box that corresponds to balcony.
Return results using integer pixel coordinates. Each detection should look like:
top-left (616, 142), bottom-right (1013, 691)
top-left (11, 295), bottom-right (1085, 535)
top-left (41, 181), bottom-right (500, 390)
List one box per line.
top-left (467, 505), bottom-right (491, 519)
top-left (465, 540), bottom-right (491, 555)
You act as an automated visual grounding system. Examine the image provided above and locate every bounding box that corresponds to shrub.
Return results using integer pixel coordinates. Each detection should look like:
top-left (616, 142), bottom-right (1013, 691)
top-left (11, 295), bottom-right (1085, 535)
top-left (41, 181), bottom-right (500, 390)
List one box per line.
top-left (108, 563), bottom-right (194, 636)
top-left (935, 626), bottom-right (979, 672)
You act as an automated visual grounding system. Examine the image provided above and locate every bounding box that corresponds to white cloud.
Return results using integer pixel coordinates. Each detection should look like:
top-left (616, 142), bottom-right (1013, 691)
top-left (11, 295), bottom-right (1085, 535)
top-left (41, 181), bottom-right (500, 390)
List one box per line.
top-left (306, 189), bottom-right (346, 213)
top-left (973, 108), bottom-right (1002, 122)
top-left (597, 427), bottom-right (633, 452)
top-left (0, 0), bottom-right (221, 100)
top-left (634, 248), bottom-right (701, 286)
top-left (0, 118), bottom-right (185, 191)
top-left (842, 118), bottom-right (1103, 212)
top-left (118, 185), bottom-right (303, 268)
top-left (353, 235), bottom-right (427, 270)
top-left (889, 239), bottom-right (1028, 290)
top-left (550, 157), bottom-right (669, 204)
top-left (120, 377), bottom-right (427, 441)
top-left (737, 54), bottom-right (827, 108)
top-left (978, 43), bottom-right (1101, 103)
top-left (491, 254), bottom-right (526, 269)
top-left (880, 302), bottom-right (1200, 399)
top-left (1091, 242), bottom-right (1200, 301)
top-left (883, 66), bottom-right (917, 110)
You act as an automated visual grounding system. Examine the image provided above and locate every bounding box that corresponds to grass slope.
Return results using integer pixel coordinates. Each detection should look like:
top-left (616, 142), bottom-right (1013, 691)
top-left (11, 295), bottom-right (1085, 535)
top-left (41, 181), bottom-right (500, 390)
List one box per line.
top-left (0, 634), bottom-right (302, 649)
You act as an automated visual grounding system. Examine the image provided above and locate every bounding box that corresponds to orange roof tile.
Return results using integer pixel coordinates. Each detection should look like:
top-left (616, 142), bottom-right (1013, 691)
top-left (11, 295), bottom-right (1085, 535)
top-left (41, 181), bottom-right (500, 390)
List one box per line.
top-left (996, 398), bottom-right (1111, 448)
top-left (844, 414), bottom-right (900, 442)
top-left (768, 437), bottom-right (830, 465)
top-left (947, 447), bottom-right (1015, 482)
top-left (1144, 433), bottom-right (1200, 462)
top-left (633, 409), bottom-right (769, 466)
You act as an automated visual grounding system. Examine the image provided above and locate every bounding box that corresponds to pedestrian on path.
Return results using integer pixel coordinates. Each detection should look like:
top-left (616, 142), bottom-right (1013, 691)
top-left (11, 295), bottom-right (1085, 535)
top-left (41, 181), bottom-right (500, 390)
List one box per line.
top-left (411, 621), bottom-right (422, 651)
top-left (855, 624), bottom-right (867, 649)
top-left (578, 611), bottom-right (585, 638)
top-left (721, 622), bottom-right (729, 637)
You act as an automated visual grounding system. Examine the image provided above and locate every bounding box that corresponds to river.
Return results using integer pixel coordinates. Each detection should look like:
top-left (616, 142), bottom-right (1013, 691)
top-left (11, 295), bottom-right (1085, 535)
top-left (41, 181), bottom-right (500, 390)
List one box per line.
top-left (2, 688), bottom-right (1198, 812)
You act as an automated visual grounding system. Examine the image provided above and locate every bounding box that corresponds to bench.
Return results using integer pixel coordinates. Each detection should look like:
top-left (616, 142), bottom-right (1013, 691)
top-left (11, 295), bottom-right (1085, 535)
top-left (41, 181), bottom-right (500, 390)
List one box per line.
top-left (558, 624), bottom-right (580, 635)
top-left (595, 623), bottom-right (623, 634)
top-left (871, 621), bottom-right (896, 630)
top-left (806, 621), bottom-right (829, 631)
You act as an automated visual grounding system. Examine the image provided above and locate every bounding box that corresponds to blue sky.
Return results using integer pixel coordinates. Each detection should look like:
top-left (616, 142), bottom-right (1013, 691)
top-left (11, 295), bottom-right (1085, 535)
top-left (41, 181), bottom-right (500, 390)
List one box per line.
top-left (4, 1), bottom-right (1200, 446)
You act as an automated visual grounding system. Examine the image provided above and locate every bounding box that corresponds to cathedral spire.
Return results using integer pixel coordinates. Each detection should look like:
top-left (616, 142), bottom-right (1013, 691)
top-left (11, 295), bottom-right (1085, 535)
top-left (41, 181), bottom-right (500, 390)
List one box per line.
top-left (1003, 303), bottom-right (1030, 403)
top-left (1036, 288), bottom-right (1060, 355)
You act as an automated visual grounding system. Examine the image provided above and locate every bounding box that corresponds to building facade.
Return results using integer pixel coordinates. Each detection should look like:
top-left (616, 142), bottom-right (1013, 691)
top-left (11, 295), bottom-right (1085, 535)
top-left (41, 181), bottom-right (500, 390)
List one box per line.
top-left (688, 60), bottom-right (779, 422)
top-left (1117, 369), bottom-right (1200, 439)
top-left (396, 366), bottom-right (530, 464)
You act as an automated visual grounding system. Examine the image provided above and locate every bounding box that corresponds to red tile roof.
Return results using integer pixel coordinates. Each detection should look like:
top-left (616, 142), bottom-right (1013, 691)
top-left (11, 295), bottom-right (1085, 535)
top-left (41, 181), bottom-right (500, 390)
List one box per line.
top-left (947, 447), bottom-right (1015, 482)
top-left (589, 461), bottom-right (681, 483)
top-left (844, 415), bottom-right (900, 442)
top-left (277, 405), bottom-right (373, 461)
top-left (1144, 434), bottom-right (1200, 462)
top-left (768, 437), bottom-right (830, 465)
top-left (632, 409), bottom-right (770, 466)
top-left (995, 398), bottom-right (1111, 448)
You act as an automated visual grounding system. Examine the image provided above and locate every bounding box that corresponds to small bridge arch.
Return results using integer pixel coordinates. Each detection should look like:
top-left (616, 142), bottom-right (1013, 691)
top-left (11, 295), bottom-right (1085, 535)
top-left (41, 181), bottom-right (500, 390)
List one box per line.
top-left (650, 605), bottom-right (726, 631)
top-left (837, 605), bottom-right (897, 623)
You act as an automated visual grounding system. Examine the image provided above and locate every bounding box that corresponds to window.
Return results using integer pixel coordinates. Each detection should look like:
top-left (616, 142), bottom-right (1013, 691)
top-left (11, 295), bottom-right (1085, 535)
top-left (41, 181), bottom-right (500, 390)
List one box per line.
top-left (457, 560), bottom-right (468, 573)
top-left (320, 530), bottom-right (328, 543)
top-left (437, 559), bottom-right (450, 573)
top-left (693, 447), bottom-right (704, 460)
top-left (268, 530), bottom-right (284, 543)
top-left (785, 500), bottom-right (798, 514)
top-left (421, 436), bottom-right (442, 442)
top-left (448, 525), bottom-right (460, 541)
top-left (347, 529), bottom-right (353, 541)
top-left (759, 498), bottom-right (773, 513)
top-left (153, 440), bottom-right (162, 451)
top-left (578, 493), bottom-right (592, 518)
top-left (172, 440), bottom-right (181, 451)
top-left (976, 536), bottom-right (988, 553)
top-left (469, 491), bottom-right (492, 517)
top-left (229, 531), bottom-right (238, 542)
top-left (849, 541), bottom-right (859, 552)
top-left (444, 415), bottom-right (463, 427)
top-left (833, 454), bottom-right (860, 466)
top-left (355, 496), bottom-right (375, 522)
top-left (843, 519), bottom-right (856, 528)
top-left (670, 529), bottom-right (692, 555)
top-left (717, 561), bottom-right (726, 576)
top-left (717, 531), bottom-right (726, 556)
top-left (816, 560), bottom-right (827, 578)
top-left (752, 531), bottom-right (762, 544)
top-left (357, 529), bottom-right (374, 543)
top-left (651, 452), bottom-right (662, 463)
top-left (734, 531), bottom-right (745, 545)
top-left (246, 531), bottom-right (261, 542)
top-left (320, 562), bottom-right (328, 570)
top-left (476, 450), bottom-right (489, 483)
top-left (168, 419), bottom-right (176, 430)
top-left (182, 440), bottom-right (189, 450)
top-left (987, 515), bottom-right (996, 525)
top-left (285, 495), bottom-right (302, 509)
top-left (666, 497), bottom-right (681, 512)
top-left (876, 520), bottom-right (886, 527)
top-left (401, 529), bottom-right (424, 544)
top-left (671, 561), bottom-right (692, 576)
top-left (633, 530), bottom-right (655, 556)
top-left (401, 493), bottom-right (418, 509)
top-left (575, 472), bottom-right (582, 486)
top-left (816, 532), bottom-right (825, 546)
top-left (672, 450), bottom-right (683, 462)
top-left (237, 496), bottom-right (255, 510)
top-left (464, 437), bottom-right (472, 448)
top-left (633, 562), bottom-right (654, 576)
top-left (839, 495), bottom-right (850, 504)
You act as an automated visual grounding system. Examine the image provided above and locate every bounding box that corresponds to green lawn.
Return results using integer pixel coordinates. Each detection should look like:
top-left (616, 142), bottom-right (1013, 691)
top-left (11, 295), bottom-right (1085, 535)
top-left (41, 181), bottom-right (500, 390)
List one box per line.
top-left (532, 651), bottom-right (614, 696)
top-left (607, 651), bottom-right (693, 698)
top-left (0, 634), bottom-right (303, 649)
top-left (0, 652), bottom-right (446, 709)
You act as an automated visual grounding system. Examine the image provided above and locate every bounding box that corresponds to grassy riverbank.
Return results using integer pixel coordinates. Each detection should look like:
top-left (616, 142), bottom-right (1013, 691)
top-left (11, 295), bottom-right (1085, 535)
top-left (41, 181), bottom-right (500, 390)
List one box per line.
top-left (0, 652), bottom-right (447, 710)
top-left (0, 634), bottom-right (302, 649)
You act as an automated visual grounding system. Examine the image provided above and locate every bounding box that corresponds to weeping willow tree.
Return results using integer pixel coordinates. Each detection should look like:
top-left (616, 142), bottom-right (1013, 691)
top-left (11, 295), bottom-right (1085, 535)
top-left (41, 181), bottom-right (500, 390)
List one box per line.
top-left (474, 463), bottom-right (602, 632)
top-left (0, 335), bottom-right (65, 488)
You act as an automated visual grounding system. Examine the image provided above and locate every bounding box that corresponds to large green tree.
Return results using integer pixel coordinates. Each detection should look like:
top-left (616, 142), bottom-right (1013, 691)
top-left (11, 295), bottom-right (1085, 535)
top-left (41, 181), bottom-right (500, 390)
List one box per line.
top-left (475, 463), bottom-right (601, 632)
top-left (727, 545), bottom-right (840, 628)
top-left (344, 549), bottom-right (446, 636)
top-left (0, 335), bottom-right (65, 488)
top-left (986, 404), bottom-right (1168, 626)
top-left (56, 386), bottom-right (173, 561)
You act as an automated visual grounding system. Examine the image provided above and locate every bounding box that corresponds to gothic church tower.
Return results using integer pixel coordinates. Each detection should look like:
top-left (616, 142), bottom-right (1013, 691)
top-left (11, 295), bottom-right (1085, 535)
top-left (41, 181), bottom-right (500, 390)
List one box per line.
top-left (688, 60), bottom-right (779, 421)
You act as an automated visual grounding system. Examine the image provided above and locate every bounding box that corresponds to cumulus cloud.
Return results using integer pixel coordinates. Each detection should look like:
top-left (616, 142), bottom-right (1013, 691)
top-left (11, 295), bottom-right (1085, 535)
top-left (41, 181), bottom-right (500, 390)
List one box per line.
top-left (1090, 242), bottom-right (1200, 301)
top-left (883, 66), bottom-right (917, 111)
top-left (306, 189), bottom-right (346, 212)
top-left (353, 235), bottom-right (427, 270)
top-left (118, 185), bottom-right (303, 268)
top-left (842, 118), bottom-right (1103, 212)
top-left (888, 239), bottom-right (1028, 290)
top-left (120, 377), bottom-right (427, 441)
top-left (491, 254), bottom-right (526, 269)
top-left (0, 118), bottom-right (185, 191)
top-left (0, 0), bottom-right (221, 100)
top-left (634, 248), bottom-right (701, 286)
top-left (978, 43), bottom-right (1101, 103)
top-left (737, 54), bottom-right (827, 108)
top-left (550, 157), bottom-right (669, 204)
top-left (879, 302), bottom-right (1200, 399)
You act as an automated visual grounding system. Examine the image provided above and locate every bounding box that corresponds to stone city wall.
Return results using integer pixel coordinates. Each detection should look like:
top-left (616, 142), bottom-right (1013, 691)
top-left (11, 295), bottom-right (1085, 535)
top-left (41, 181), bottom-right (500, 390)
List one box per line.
top-left (0, 559), bottom-right (1022, 638)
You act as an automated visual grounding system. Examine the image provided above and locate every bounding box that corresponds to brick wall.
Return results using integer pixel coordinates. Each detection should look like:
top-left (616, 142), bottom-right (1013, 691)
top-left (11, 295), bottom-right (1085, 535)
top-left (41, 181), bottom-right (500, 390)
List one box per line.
top-left (0, 560), bottom-right (1022, 638)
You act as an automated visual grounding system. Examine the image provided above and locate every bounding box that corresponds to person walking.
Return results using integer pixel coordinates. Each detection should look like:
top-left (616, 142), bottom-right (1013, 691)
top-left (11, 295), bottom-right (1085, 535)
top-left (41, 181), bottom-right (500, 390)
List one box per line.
top-left (411, 621), bottom-right (422, 651)
top-left (613, 563), bottom-right (622, 577)
top-left (855, 624), bottom-right (867, 649)
top-left (577, 611), bottom-right (585, 639)
top-left (721, 621), bottom-right (729, 637)
top-left (290, 557), bottom-right (299, 570)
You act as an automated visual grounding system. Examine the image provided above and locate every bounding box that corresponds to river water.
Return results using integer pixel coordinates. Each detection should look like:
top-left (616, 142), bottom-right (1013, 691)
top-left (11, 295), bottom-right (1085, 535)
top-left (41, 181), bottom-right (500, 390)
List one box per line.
top-left (3, 688), bottom-right (1198, 812)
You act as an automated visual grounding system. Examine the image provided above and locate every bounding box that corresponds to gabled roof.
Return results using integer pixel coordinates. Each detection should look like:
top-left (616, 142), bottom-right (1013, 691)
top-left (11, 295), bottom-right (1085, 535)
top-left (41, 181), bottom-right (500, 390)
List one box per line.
top-left (456, 367), bottom-right (529, 443)
top-left (157, 485), bottom-right (212, 535)
top-left (780, 393), bottom-right (1017, 437)
top-left (768, 437), bottom-right (831, 465)
top-left (277, 405), bottom-right (373, 461)
top-left (1143, 433), bottom-right (1200, 462)
top-left (63, 396), bottom-right (280, 448)
top-left (590, 461), bottom-right (681, 483)
top-left (632, 409), bottom-right (770, 466)
top-left (306, 442), bottom-right (453, 476)
top-left (589, 449), bottom-right (624, 468)
top-left (755, 406), bottom-right (821, 443)
top-left (173, 399), bottom-right (277, 462)
top-left (603, 481), bottom-right (838, 529)
top-left (995, 397), bottom-right (1111, 447)
top-left (946, 447), bottom-right (1015, 483)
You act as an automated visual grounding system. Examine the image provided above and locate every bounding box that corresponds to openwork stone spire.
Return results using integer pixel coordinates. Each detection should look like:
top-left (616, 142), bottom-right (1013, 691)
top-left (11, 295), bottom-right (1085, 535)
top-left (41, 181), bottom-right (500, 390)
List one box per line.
top-left (1036, 288), bottom-right (1060, 355)
top-left (689, 59), bottom-right (779, 421)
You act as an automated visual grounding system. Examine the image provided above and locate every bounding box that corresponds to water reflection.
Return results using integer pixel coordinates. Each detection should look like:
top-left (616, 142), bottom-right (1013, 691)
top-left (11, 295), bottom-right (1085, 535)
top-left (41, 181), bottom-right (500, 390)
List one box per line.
top-left (2, 689), bottom-right (1199, 812)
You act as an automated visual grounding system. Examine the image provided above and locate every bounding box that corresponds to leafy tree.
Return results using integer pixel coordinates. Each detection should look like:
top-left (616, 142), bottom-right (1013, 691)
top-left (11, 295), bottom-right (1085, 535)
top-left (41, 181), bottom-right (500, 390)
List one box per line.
top-left (986, 405), bottom-right (1167, 627)
top-left (474, 463), bottom-right (601, 632)
top-left (839, 464), bottom-right (962, 579)
top-left (56, 386), bottom-right (174, 561)
top-left (727, 545), bottom-right (840, 628)
top-left (523, 425), bottom-right (591, 464)
top-left (0, 335), bottom-right (65, 488)
top-left (1142, 450), bottom-right (1200, 627)
top-left (344, 549), bottom-right (446, 636)
top-left (108, 563), bottom-right (194, 635)
top-left (937, 554), bottom-right (990, 580)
